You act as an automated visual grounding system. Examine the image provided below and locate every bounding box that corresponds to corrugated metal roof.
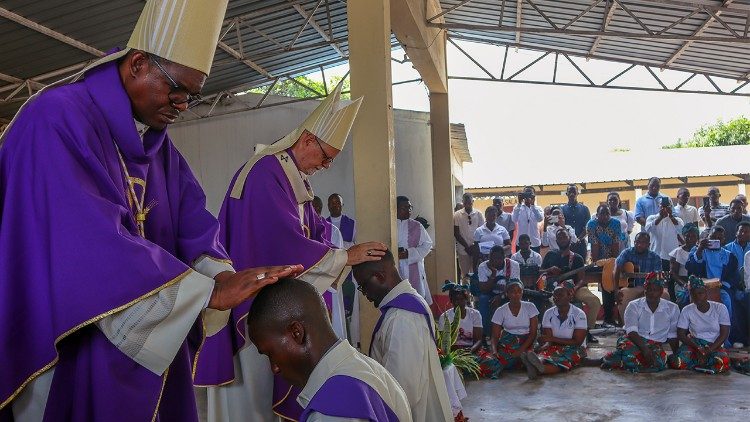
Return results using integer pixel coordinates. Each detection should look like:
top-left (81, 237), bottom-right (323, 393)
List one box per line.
top-left (450, 123), bottom-right (473, 163)
top-left (1, 0), bottom-right (749, 125)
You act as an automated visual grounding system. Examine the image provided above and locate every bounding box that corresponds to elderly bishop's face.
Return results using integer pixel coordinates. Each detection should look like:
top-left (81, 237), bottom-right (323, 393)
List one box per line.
top-left (294, 130), bottom-right (340, 175)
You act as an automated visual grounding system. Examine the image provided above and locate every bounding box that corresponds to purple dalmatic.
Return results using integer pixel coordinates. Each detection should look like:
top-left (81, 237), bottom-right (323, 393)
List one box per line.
top-left (194, 153), bottom-right (338, 420)
top-left (299, 375), bottom-right (399, 422)
top-left (0, 58), bottom-right (228, 420)
top-left (327, 214), bottom-right (356, 244)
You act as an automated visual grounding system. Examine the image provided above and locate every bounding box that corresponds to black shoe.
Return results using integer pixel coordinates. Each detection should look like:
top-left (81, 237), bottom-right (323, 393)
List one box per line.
top-left (587, 333), bottom-right (599, 343)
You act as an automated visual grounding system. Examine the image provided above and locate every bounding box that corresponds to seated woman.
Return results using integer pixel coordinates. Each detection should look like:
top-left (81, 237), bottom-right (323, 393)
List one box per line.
top-left (476, 280), bottom-right (538, 379)
top-left (439, 282), bottom-right (483, 354)
top-left (521, 283), bottom-right (587, 379)
top-left (669, 224), bottom-right (700, 307)
top-left (601, 273), bottom-right (679, 373)
top-left (668, 276), bottom-right (731, 374)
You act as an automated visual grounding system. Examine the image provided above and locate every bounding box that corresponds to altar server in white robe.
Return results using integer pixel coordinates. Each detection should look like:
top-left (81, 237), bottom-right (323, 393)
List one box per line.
top-left (396, 196), bottom-right (434, 305)
top-left (353, 250), bottom-right (453, 422)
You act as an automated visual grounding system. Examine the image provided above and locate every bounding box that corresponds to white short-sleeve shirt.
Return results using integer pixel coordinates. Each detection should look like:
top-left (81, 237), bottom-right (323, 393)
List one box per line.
top-left (438, 307), bottom-right (483, 347)
top-left (541, 305), bottom-right (587, 340)
top-left (474, 224), bottom-right (510, 255)
top-left (623, 297), bottom-right (679, 342)
top-left (669, 247), bottom-right (691, 277)
top-left (476, 259), bottom-right (520, 283)
top-left (677, 301), bottom-right (730, 343)
top-left (491, 301), bottom-right (539, 335)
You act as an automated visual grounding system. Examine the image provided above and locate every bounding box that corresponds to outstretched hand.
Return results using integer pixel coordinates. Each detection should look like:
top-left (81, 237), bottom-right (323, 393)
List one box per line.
top-left (347, 242), bottom-right (388, 266)
top-left (208, 265), bottom-right (304, 310)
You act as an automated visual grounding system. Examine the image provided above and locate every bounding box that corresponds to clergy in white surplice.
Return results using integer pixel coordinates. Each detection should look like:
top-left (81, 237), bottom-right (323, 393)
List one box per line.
top-left (396, 196), bottom-right (434, 305)
top-left (353, 250), bottom-right (453, 422)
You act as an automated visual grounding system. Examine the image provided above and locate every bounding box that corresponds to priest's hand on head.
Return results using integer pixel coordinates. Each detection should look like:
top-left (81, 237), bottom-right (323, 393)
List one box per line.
top-left (208, 265), bottom-right (304, 310)
top-left (346, 242), bottom-right (388, 266)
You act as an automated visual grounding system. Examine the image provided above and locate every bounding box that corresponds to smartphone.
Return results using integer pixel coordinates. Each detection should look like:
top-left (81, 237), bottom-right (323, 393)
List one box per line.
top-left (549, 215), bottom-right (559, 224)
top-left (708, 239), bottom-right (721, 250)
top-left (703, 197), bottom-right (710, 207)
top-left (660, 197), bottom-right (671, 207)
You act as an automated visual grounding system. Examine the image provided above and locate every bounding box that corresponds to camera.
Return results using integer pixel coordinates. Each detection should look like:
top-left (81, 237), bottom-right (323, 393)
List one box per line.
top-left (707, 239), bottom-right (721, 250)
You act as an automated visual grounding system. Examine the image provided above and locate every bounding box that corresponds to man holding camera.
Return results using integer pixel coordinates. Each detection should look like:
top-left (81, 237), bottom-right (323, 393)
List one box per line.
top-left (512, 187), bottom-right (544, 253)
top-left (645, 198), bottom-right (684, 301)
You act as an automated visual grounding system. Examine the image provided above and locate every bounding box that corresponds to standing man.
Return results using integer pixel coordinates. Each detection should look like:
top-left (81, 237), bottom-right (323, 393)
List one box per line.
top-left (645, 199), bottom-right (684, 301)
top-left (562, 185), bottom-right (591, 261)
top-left (353, 251), bottom-right (453, 421)
top-left (635, 177), bottom-right (669, 228)
top-left (715, 199), bottom-right (750, 244)
top-left (700, 186), bottom-right (730, 228)
top-left (673, 187), bottom-right (700, 226)
top-left (196, 82), bottom-right (388, 421)
top-left (454, 193), bottom-right (484, 277)
top-left (396, 196), bottom-right (434, 304)
top-left (327, 193), bottom-right (356, 249)
top-left (512, 187), bottom-right (544, 253)
top-left (493, 197), bottom-right (516, 242)
top-left (0, 1), bottom-right (301, 420)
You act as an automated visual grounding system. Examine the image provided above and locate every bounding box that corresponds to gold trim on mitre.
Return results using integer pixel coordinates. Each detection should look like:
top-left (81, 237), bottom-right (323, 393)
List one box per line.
top-left (229, 80), bottom-right (363, 199)
top-left (127, 0), bottom-right (229, 75)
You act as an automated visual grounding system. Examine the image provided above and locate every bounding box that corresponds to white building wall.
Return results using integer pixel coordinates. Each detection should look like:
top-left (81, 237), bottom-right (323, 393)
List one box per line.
top-left (168, 95), bottom-right (444, 241)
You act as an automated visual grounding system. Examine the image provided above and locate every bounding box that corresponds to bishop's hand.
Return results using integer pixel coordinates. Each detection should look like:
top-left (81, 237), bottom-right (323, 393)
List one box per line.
top-left (347, 242), bottom-right (388, 266)
top-left (208, 265), bottom-right (304, 310)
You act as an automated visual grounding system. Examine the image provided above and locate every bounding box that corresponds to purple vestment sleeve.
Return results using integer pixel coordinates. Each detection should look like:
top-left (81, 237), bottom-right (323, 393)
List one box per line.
top-left (300, 375), bottom-right (399, 422)
top-left (194, 155), bottom-right (337, 420)
top-left (0, 58), bottom-right (227, 419)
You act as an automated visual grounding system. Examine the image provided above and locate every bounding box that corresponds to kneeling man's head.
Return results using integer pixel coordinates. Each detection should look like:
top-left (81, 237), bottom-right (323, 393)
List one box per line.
top-left (352, 249), bottom-right (401, 307)
top-left (247, 279), bottom-right (337, 388)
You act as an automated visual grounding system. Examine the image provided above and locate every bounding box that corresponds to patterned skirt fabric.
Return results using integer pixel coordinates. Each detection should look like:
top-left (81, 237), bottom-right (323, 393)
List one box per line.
top-left (475, 332), bottom-right (529, 379)
top-left (601, 336), bottom-right (667, 373)
top-left (539, 344), bottom-right (586, 371)
top-left (667, 337), bottom-right (730, 374)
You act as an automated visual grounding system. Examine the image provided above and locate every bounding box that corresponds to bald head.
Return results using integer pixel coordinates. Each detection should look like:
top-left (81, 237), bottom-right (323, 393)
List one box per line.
top-left (247, 279), bottom-right (337, 387)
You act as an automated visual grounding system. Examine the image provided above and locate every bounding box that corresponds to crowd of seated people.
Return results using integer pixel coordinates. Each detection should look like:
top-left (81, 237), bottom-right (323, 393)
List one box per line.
top-left (449, 181), bottom-right (750, 379)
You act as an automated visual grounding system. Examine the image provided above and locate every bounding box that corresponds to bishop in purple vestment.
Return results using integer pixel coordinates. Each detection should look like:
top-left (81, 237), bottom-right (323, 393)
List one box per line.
top-left (0, 2), bottom-right (299, 420)
top-left (195, 82), bottom-right (388, 421)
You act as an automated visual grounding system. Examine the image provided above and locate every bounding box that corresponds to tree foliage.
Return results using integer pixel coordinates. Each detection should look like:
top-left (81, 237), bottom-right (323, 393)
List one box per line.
top-left (248, 75), bottom-right (350, 99)
top-left (663, 116), bottom-right (750, 149)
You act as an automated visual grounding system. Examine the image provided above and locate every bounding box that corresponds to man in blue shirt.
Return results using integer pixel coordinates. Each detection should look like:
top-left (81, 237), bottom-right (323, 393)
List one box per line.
top-left (614, 232), bottom-right (669, 323)
top-left (635, 177), bottom-right (669, 228)
top-left (724, 222), bottom-right (750, 345)
top-left (562, 185), bottom-right (591, 260)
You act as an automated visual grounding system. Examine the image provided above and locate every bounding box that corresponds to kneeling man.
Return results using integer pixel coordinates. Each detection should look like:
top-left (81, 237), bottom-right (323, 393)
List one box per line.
top-left (353, 250), bottom-right (453, 421)
top-left (248, 279), bottom-right (411, 421)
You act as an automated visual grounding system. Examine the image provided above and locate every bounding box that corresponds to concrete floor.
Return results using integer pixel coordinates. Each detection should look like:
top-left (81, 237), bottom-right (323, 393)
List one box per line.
top-left (462, 335), bottom-right (750, 421)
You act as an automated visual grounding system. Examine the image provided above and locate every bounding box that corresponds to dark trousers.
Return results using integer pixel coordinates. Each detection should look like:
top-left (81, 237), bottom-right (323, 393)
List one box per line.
top-left (662, 259), bottom-right (676, 302)
top-left (602, 291), bottom-right (616, 324)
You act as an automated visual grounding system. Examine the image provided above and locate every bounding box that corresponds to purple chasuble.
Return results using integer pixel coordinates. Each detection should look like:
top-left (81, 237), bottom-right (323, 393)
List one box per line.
top-left (299, 375), bottom-right (399, 422)
top-left (405, 219), bottom-right (423, 292)
top-left (327, 214), bottom-right (355, 243)
top-left (369, 293), bottom-right (436, 356)
top-left (194, 152), bottom-right (336, 419)
top-left (0, 55), bottom-right (228, 421)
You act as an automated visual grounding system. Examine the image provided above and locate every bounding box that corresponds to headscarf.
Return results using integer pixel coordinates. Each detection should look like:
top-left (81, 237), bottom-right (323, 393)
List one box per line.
top-left (442, 280), bottom-right (469, 294)
top-left (682, 223), bottom-right (699, 237)
top-left (643, 272), bottom-right (666, 288)
top-left (688, 275), bottom-right (705, 290)
top-left (506, 279), bottom-right (524, 291)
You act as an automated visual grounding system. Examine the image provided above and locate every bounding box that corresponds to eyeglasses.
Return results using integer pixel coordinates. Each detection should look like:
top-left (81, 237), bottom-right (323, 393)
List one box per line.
top-left (314, 136), bottom-right (334, 165)
top-left (150, 56), bottom-right (204, 109)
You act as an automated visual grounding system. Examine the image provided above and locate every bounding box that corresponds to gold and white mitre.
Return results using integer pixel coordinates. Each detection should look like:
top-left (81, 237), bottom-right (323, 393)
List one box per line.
top-left (229, 80), bottom-right (363, 199)
top-left (1, 0), bottom-right (229, 140)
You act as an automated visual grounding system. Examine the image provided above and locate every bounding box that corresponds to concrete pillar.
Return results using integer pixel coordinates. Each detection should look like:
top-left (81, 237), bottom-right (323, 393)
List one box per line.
top-left (347, 0), bottom-right (396, 353)
top-left (430, 92), bottom-right (457, 286)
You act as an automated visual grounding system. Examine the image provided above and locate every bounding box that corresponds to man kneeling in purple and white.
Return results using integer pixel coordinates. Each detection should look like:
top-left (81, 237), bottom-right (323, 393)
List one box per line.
top-left (247, 279), bottom-right (412, 421)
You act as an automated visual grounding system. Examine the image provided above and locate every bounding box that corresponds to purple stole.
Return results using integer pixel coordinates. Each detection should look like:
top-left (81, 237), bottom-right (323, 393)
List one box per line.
top-left (369, 292), bottom-right (435, 356)
top-left (299, 375), bottom-right (399, 422)
top-left (405, 219), bottom-right (422, 291)
top-left (327, 215), bottom-right (355, 243)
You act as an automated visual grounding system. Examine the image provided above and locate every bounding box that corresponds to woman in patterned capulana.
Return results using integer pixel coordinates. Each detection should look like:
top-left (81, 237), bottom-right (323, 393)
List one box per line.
top-left (601, 273), bottom-right (679, 373)
top-left (668, 276), bottom-right (731, 374)
top-left (521, 283), bottom-right (587, 379)
top-left (476, 280), bottom-right (538, 378)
